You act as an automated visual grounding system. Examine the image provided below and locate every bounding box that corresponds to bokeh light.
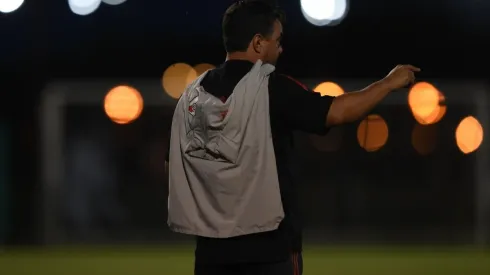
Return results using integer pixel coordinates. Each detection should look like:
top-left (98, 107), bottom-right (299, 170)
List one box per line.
top-left (68, 0), bottom-right (102, 16)
top-left (357, 114), bottom-right (389, 152)
top-left (102, 0), bottom-right (127, 5)
top-left (104, 85), bottom-right (143, 124)
top-left (162, 63), bottom-right (197, 99)
top-left (415, 103), bottom-right (446, 125)
top-left (455, 116), bottom-right (484, 154)
top-left (314, 82), bottom-right (345, 97)
top-left (300, 0), bottom-right (348, 26)
top-left (408, 82), bottom-right (445, 125)
top-left (0, 0), bottom-right (24, 13)
top-left (193, 63), bottom-right (216, 77)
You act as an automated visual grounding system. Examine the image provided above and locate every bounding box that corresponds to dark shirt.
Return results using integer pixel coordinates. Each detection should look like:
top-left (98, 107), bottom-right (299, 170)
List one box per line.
top-left (166, 60), bottom-right (334, 264)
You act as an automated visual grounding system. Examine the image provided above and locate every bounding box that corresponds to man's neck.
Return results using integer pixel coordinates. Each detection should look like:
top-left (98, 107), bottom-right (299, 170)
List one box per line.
top-left (225, 52), bottom-right (259, 63)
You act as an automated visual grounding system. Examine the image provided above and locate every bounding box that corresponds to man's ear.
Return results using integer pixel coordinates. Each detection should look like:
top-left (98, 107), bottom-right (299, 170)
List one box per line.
top-left (252, 34), bottom-right (264, 54)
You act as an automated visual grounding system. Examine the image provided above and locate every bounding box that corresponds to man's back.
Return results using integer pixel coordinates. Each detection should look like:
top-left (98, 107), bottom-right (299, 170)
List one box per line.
top-left (167, 60), bottom-right (284, 239)
top-left (191, 60), bottom-right (334, 264)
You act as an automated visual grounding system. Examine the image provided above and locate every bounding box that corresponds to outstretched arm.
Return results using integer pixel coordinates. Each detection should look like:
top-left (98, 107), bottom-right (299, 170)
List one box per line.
top-left (271, 64), bottom-right (420, 135)
top-left (326, 64), bottom-right (420, 126)
top-left (326, 80), bottom-right (393, 126)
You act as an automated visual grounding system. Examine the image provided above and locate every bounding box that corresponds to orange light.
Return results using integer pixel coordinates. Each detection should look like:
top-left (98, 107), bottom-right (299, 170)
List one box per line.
top-left (314, 82), bottom-right (345, 97)
top-left (162, 63), bottom-right (197, 99)
top-left (408, 82), bottom-right (445, 125)
top-left (455, 116), bottom-right (484, 154)
top-left (104, 85), bottom-right (143, 124)
top-left (194, 63), bottom-right (216, 77)
top-left (414, 104), bottom-right (446, 125)
top-left (357, 114), bottom-right (389, 152)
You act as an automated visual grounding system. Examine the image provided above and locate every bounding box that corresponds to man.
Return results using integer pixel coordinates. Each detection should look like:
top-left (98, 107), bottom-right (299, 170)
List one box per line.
top-left (165, 1), bottom-right (420, 274)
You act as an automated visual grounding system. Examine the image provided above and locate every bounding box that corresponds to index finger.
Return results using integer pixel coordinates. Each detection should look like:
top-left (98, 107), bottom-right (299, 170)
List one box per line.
top-left (404, 65), bottom-right (421, 72)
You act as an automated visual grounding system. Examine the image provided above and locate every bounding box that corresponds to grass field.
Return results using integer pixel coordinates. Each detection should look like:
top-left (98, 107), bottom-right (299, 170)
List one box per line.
top-left (1, 246), bottom-right (489, 275)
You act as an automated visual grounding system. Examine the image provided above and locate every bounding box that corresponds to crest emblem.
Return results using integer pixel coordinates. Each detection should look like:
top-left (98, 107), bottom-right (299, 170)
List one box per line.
top-left (188, 96), bottom-right (198, 116)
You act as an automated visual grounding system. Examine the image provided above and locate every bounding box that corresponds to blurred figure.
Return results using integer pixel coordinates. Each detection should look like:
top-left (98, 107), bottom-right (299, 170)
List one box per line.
top-left (64, 138), bottom-right (125, 242)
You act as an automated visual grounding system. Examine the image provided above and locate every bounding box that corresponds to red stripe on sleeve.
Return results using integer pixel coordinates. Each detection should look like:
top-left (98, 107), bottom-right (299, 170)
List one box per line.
top-left (282, 74), bottom-right (309, 91)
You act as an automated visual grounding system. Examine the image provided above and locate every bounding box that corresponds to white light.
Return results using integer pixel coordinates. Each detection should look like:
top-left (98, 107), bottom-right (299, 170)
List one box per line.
top-left (68, 0), bottom-right (102, 16)
top-left (102, 0), bottom-right (127, 5)
top-left (301, 0), bottom-right (335, 20)
top-left (300, 0), bottom-right (348, 26)
top-left (0, 0), bottom-right (24, 13)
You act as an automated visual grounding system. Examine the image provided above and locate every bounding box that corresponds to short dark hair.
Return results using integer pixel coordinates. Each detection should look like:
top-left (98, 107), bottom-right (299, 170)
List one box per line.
top-left (222, 0), bottom-right (285, 53)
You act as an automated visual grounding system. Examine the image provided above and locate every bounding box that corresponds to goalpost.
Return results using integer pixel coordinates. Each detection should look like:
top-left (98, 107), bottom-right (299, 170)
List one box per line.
top-left (38, 79), bottom-right (175, 244)
top-left (38, 78), bottom-right (490, 246)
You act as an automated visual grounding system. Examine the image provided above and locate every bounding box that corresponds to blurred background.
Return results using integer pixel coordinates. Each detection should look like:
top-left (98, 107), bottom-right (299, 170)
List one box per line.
top-left (1, 0), bottom-right (490, 274)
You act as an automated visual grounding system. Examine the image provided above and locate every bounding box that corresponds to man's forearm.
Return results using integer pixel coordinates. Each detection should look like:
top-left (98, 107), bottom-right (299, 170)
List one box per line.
top-left (326, 79), bottom-right (394, 126)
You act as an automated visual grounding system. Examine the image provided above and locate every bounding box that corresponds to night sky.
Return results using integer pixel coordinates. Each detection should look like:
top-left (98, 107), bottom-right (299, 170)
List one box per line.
top-left (1, 0), bottom-right (489, 79)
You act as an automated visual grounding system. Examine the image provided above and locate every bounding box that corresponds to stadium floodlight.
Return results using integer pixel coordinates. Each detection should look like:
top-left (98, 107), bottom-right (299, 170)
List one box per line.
top-left (0, 0), bottom-right (24, 13)
top-left (102, 0), bottom-right (127, 5)
top-left (68, 0), bottom-right (102, 16)
top-left (300, 0), bottom-right (348, 27)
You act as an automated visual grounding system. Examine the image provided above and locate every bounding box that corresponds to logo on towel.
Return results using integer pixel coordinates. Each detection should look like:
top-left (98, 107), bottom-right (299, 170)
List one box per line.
top-left (188, 96), bottom-right (198, 116)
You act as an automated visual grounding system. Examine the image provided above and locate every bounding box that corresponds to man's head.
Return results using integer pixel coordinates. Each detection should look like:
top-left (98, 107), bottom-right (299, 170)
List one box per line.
top-left (222, 0), bottom-right (284, 65)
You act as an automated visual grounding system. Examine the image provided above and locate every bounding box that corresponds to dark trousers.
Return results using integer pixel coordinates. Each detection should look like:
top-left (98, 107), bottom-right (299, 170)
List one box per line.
top-left (195, 252), bottom-right (303, 275)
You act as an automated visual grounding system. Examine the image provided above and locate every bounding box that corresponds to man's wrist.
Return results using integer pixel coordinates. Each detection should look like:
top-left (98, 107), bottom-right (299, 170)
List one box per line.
top-left (378, 77), bottom-right (397, 91)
